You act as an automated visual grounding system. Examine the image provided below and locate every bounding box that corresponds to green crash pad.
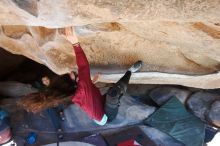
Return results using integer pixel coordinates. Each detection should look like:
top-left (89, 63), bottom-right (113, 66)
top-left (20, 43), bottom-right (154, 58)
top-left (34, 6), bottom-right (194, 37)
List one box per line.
top-left (144, 96), bottom-right (205, 146)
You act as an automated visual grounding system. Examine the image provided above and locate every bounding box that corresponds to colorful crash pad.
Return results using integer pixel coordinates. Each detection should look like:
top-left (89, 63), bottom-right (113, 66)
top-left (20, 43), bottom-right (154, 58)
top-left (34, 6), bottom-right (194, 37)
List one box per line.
top-left (103, 127), bottom-right (156, 146)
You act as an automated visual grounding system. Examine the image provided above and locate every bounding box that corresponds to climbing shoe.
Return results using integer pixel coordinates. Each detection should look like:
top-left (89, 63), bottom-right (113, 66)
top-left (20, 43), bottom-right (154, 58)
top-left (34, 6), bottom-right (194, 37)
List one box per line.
top-left (128, 60), bottom-right (143, 73)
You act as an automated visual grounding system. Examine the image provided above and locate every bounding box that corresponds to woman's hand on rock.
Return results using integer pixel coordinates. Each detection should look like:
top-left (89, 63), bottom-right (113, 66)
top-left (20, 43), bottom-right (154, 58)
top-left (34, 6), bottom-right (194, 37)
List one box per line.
top-left (64, 27), bottom-right (79, 44)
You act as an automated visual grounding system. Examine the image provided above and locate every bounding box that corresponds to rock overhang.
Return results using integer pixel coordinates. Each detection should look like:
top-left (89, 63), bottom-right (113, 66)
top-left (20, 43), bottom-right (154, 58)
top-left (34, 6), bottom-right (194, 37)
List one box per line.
top-left (0, 0), bottom-right (220, 89)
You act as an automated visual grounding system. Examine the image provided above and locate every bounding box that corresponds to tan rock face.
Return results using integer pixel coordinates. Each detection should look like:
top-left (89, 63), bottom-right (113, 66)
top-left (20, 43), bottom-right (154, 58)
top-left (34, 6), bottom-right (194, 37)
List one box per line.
top-left (0, 0), bottom-right (220, 88)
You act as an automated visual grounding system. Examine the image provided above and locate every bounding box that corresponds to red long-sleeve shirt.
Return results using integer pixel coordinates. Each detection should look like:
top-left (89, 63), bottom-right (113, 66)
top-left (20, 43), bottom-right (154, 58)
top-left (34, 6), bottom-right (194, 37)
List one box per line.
top-left (71, 44), bottom-right (105, 121)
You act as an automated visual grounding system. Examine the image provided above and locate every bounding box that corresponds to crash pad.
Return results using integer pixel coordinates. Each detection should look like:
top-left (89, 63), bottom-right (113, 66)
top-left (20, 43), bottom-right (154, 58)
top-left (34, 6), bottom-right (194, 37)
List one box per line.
top-left (103, 127), bottom-right (156, 146)
top-left (43, 141), bottom-right (95, 146)
top-left (144, 97), bottom-right (205, 146)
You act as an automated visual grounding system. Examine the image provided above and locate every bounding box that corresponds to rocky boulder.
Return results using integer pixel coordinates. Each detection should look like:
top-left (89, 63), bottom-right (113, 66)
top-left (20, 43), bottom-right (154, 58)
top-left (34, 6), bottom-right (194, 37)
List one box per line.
top-left (0, 0), bottom-right (220, 88)
top-left (207, 100), bottom-right (220, 127)
top-left (149, 86), bottom-right (191, 105)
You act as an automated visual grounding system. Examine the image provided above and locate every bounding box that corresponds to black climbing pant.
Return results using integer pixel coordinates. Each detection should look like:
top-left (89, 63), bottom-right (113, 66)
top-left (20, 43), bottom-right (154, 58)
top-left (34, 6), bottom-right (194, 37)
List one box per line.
top-left (105, 71), bottom-right (131, 122)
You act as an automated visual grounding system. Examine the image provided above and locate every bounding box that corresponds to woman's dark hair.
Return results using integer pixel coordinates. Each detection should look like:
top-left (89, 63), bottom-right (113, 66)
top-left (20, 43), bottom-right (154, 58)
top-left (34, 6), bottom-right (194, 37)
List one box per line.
top-left (46, 73), bottom-right (76, 96)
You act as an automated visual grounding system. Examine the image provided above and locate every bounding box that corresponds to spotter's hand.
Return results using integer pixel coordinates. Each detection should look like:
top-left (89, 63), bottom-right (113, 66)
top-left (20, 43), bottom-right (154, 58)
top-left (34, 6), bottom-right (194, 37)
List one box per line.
top-left (92, 72), bottom-right (100, 84)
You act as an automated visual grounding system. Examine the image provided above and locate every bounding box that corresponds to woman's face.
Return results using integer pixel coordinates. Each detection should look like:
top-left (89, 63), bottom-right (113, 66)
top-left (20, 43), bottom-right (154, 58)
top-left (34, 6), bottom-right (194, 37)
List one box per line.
top-left (69, 71), bottom-right (75, 80)
top-left (69, 71), bottom-right (79, 82)
top-left (42, 76), bottom-right (50, 86)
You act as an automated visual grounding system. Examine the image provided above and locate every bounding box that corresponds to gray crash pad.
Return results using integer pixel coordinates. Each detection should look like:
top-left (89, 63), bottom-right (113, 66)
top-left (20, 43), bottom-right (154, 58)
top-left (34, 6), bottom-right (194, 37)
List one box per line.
top-left (63, 94), bottom-right (155, 132)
